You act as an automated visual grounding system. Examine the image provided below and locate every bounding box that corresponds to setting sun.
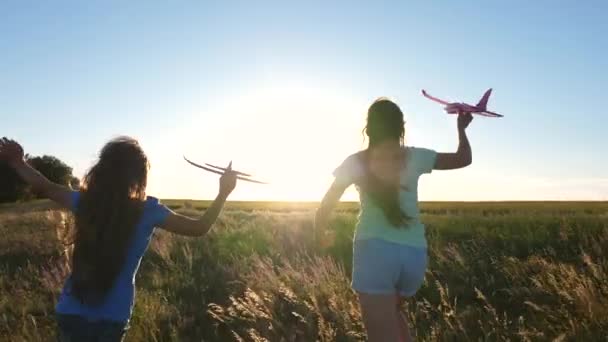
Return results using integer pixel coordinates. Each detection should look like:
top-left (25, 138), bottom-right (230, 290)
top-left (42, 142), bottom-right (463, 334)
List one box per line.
top-left (152, 78), bottom-right (369, 201)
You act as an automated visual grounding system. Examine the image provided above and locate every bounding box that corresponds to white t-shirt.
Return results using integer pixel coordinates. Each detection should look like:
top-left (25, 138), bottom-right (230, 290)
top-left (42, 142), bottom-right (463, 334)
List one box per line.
top-left (333, 146), bottom-right (437, 247)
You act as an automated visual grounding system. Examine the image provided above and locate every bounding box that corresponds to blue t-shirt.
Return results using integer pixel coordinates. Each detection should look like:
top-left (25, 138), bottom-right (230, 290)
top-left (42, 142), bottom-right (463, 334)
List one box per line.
top-left (55, 191), bottom-right (171, 323)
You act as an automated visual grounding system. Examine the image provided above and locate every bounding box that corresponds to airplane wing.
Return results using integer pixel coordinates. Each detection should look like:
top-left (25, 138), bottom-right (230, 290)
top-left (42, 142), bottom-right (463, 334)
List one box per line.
top-left (422, 90), bottom-right (451, 106)
top-left (236, 176), bottom-right (268, 184)
top-left (184, 156), bottom-right (224, 175)
top-left (205, 163), bottom-right (252, 177)
top-left (184, 156), bottom-right (268, 184)
top-left (475, 111), bottom-right (503, 118)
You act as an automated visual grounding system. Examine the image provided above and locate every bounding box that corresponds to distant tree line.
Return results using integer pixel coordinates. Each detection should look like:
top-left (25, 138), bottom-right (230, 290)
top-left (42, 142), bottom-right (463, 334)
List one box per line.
top-left (0, 155), bottom-right (78, 203)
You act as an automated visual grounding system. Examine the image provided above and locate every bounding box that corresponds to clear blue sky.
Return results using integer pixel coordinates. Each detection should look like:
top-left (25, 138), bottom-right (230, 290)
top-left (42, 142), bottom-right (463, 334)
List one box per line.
top-left (2, 1), bottom-right (607, 201)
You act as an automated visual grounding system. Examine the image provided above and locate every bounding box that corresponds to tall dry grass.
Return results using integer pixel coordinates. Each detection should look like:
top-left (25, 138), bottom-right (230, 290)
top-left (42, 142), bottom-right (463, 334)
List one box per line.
top-left (0, 202), bottom-right (607, 341)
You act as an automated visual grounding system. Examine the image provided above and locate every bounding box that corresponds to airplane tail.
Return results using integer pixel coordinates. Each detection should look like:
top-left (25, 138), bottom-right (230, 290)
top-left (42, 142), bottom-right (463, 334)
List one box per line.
top-left (476, 88), bottom-right (493, 109)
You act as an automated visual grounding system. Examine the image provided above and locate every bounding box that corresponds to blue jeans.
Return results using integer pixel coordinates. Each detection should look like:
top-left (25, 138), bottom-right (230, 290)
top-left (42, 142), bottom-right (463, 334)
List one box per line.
top-left (56, 314), bottom-right (128, 342)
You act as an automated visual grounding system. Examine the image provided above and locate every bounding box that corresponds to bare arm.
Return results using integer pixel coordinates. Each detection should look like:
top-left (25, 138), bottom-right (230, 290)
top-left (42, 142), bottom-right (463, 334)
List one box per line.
top-left (159, 193), bottom-right (229, 237)
top-left (314, 180), bottom-right (350, 243)
top-left (0, 138), bottom-right (72, 208)
top-left (434, 113), bottom-right (473, 170)
top-left (158, 166), bottom-right (237, 237)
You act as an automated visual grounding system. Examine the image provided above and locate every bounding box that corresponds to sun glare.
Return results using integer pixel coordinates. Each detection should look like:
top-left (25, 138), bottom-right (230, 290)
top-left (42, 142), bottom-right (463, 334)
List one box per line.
top-left (175, 80), bottom-right (367, 201)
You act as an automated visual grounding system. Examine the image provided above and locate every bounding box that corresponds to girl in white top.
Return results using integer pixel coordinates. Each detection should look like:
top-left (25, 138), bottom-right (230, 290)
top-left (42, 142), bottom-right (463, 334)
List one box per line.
top-left (314, 98), bottom-right (474, 342)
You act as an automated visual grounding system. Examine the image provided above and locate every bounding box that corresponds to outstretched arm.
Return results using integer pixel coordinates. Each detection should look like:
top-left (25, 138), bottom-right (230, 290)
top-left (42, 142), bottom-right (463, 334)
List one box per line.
top-left (0, 138), bottom-right (72, 207)
top-left (434, 113), bottom-right (473, 170)
top-left (158, 167), bottom-right (237, 237)
top-left (314, 180), bottom-right (349, 244)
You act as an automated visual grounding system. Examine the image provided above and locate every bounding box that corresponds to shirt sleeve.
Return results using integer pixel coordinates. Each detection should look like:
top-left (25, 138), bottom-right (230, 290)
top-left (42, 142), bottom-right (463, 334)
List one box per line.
top-left (69, 191), bottom-right (81, 213)
top-left (411, 147), bottom-right (438, 175)
top-left (332, 154), bottom-right (364, 187)
top-left (147, 197), bottom-right (173, 226)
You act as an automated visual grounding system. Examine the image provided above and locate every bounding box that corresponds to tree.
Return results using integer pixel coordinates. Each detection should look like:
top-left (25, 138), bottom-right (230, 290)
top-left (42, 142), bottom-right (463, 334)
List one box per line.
top-left (0, 155), bottom-right (76, 203)
top-left (0, 163), bottom-right (26, 203)
top-left (27, 155), bottom-right (74, 199)
top-left (27, 156), bottom-right (73, 186)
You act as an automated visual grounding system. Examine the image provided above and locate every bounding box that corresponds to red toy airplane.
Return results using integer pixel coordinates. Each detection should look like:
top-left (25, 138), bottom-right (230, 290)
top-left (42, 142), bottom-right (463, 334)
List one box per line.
top-left (183, 156), bottom-right (268, 184)
top-left (422, 88), bottom-right (503, 117)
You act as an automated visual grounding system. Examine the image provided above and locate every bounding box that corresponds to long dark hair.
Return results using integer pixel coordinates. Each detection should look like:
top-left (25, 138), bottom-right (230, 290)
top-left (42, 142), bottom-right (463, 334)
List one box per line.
top-left (358, 98), bottom-right (409, 227)
top-left (69, 137), bottom-right (149, 304)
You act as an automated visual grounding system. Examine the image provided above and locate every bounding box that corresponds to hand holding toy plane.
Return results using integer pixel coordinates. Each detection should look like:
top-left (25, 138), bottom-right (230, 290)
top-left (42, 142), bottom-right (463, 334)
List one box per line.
top-left (422, 88), bottom-right (503, 117)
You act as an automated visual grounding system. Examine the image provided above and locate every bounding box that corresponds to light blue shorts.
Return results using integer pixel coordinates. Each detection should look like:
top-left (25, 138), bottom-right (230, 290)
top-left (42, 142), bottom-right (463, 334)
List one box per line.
top-left (352, 238), bottom-right (428, 297)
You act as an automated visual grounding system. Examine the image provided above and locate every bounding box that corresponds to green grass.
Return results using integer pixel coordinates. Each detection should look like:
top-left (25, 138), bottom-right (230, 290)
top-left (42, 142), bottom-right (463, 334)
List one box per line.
top-left (1, 200), bottom-right (607, 341)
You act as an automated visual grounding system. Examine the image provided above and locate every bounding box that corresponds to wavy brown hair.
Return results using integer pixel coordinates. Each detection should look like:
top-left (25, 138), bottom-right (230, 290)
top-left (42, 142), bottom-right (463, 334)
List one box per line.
top-left (357, 98), bottom-right (409, 227)
top-left (69, 137), bottom-right (149, 304)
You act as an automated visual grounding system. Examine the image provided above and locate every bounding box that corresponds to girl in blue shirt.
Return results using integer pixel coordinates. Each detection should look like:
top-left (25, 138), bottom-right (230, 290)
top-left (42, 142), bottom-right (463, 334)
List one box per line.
top-left (0, 136), bottom-right (237, 342)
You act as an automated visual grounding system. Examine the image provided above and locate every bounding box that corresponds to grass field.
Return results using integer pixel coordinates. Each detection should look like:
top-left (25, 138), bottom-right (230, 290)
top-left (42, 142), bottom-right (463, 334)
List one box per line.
top-left (1, 200), bottom-right (607, 341)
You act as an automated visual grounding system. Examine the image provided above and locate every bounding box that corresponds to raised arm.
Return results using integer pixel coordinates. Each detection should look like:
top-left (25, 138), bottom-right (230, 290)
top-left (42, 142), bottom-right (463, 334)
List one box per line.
top-left (0, 138), bottom-right (72, 207)
top-left (434, 113), bottom-right (473, 170)
top-left (158, 167), bottom-right (237, 237)
top-left (314, 180), bottom-right (350, 244)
